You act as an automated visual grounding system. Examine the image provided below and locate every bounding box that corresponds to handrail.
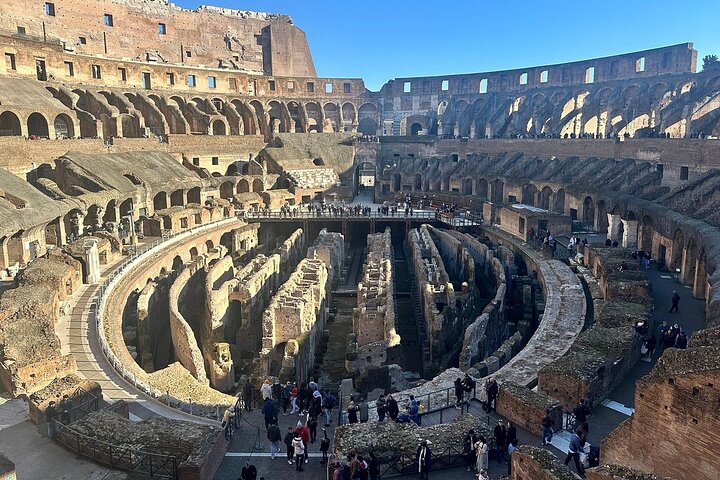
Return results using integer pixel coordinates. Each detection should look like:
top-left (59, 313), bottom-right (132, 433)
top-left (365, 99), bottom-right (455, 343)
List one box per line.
top-left (91, 217), bottom-right (239, 421)
top-left (243, 211), bottom-right (440, 220)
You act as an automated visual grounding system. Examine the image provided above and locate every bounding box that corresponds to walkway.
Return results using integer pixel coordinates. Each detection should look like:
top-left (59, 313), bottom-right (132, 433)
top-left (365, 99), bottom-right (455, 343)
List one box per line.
top-left (60, 250), bottom-right (216, 425)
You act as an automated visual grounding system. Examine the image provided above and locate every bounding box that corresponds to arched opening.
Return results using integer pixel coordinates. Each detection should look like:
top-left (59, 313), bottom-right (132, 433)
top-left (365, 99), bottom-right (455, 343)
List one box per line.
top-left (103, 200), bottom-right (118, 224)
top-left (27, 113), bottom-right (49, 138)
top-left (474, 179), bottom-right (488, 198)
top-left (491, 180), bottom-right (504, 203)
top-left (205, 240), bottom-right (214, 253)
top-left (671, 229), bottom-right (685, 270)
top-left (0, 111), bottom-right (21, 136)
top-left (252, 179), bottom-right (264, 193)
top-left (237, 179), bottom-right (250, 193)
top-left (596, 200), bottom-right (608, 233)
top-left (583, 196), bottom-right (596, 229)
top-left (682, 238), bottom-right (698, 286)
top-left (521, 184), bottom-right (537, 205)
top-left (304, 102), bottom-right (322, 133)
top-left (53, 114), bottom-right (75, 139)
top-left (693, 249), bottom-right (707, 299)
top-left (551, 189), bottom-right (564, 213)
top-left (462, 178), bottom-right (473, 195)
top-left (220, 182), bottom-right (234, 199)
top-left (189, 247), bottom-right (199, 259)
top-left (393, 173), bottom-right (401, 192)
top-left (172, 255), bottom-right (183, 270)
top-left (638, 215), bottom-right (653, 252)
top-left (187, 187), bottom-right (201, 204)
top-left (170, 189), bottom-right (184, 207)
top-left (358, 117), bottom-right (377, 136)
top-left (414, 174), bottom-right (422, 191)
top-left (313, 158), bottom-right (324, 166)
top-left (212, 120), bottom-right (226, 135)
top-left (153, 192), bottom-right (168, 211)
top-left (220, 232), bottom-right (233, 253)
top-left (539, 186), bottom-right (552, 210)
top-left (410, 122), bottom-right (423, 136)
top-left (356, 162), bottom-right (376, 189)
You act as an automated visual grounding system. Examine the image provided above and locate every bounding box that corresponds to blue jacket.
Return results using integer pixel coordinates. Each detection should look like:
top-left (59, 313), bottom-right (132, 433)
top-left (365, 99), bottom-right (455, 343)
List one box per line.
top-left (262, 399), bottom-right (278, 419)
top-left (568, 434), bottom-right (583, 454)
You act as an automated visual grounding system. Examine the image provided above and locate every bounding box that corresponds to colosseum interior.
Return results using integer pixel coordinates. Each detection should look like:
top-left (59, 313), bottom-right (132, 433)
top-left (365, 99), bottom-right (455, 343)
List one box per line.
top-left (0, 1), bottom-right (718, 479)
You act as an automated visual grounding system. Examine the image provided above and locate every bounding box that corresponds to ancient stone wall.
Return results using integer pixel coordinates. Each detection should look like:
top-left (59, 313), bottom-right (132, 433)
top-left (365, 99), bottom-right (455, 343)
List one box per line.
top-left (306, 228), bottom-right (344, 286)
top-left (350, 228), bottom-right (400, 376)
top-left (509, 446), bottom-right (578, 480)
top-left (168, 259), bottom-right (208, 384)
top-left (136, 274), bottom-right (171, 372)
top-left (27, 375), bottom-right (101, 424)
top-left (496, 382), bottom-right (563, 437)
top-left (586, 465), bottom-right (674, 480)
top-left (602, 328), bottom-right (720, 480)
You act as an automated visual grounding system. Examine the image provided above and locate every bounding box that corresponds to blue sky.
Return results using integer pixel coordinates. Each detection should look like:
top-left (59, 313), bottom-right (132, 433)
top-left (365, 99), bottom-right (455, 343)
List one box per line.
top-left (175, 0), bottom-right (719, 91)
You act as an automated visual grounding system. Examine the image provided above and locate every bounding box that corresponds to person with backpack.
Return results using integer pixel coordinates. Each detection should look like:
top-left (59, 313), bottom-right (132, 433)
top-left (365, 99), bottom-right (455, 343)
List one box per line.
top-left (541, 409), bottom-right (554, 445)
top-left (319, 428), bottom-right (330, 464)
top-left (322, 391), bottom-right (336, 426)
top-left (292, 432), bottom-right (305, 471)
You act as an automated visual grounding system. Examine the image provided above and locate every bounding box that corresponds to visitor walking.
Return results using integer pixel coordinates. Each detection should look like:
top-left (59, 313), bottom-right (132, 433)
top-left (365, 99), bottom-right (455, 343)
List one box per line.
top-left (242, 381), bottom-right (254, 411)
top-left (485, 378), bottom-right (498, 413)
top-left (369, 452), bottom-right (380, 480)
top-left (320, 428), bottom-right (330, 463)
top-left (386, 395), bottom-right (399, 421)
top-left (541, 409), bottom-right (554, 445)
top-left (416, 440), bottom-right (432, 480)
top-left (564, 431), bottom-right (585, 475)
top-left (454, 377), bottom-right (464, 409)
top-left (347, 401), bottom-right (359, 424)
top-left (292, 432), bottom-right (305, 471)
top-left (474, 436), bottom-right (489, 473)
top-left (376, 394), bottom-right (387, 422)
top-left (464, 428), bottom-right (479, 472)
top-left (284, 426), bottom-right (295, 465)
top-left (240, 460), bottom-right (257, 480)
top-left (267, 418), bottom-right (281, 460)
top-left (323, 391), bottom-right (336, 426)
top-left (669, 290), bottom-right (680, 313)
top-left (261, 397), bottom-right (278, 431)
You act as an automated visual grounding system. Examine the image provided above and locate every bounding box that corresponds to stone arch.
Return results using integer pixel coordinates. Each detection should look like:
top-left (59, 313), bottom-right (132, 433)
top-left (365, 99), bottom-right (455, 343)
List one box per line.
top-left (187, 187), bottom-right (201, 204)
top-left (682, 237), bottom-right (698, 286)
top-left (53, 113), bottom-right (75, 139)
top-left (596, 200), bottom-right (608, 233)
top-left (0, 111), bottom-right (22, 136)
top-left (170, 189), bottom-right (184, 207)
top-left (475, 178), bottom-right (488, 198)
top-left (189, 247), bottom-right (199, 259)
top-left (220, 231), bottom-right (233, 252)
top-left (211, 119), bottom-right (227, 135)
top-left (237, 178), bottom-right (250, 193)
top-left (205, 240), bottom-right (214, 253)
top-left (521, 184), bottom-right (537, 205)
top-left (172, 255), bottom-right (184, 270)
top-left (267, 101), bottom-right (288, 134)
top-left (393, 173), bottom-right (401, 192)
top-left (491, 179), bottom-right (504, 203)
top-left (539, 186), bottom-right (553, 210)
top-left (231, 100), bottom-right (256, 135)
top-left (358, 103), bottom-right (379, 135)
top-left (287, 101), bottom-right (305, 133)
top-left (552, 188), bottom-right (565, 214)
top-left (342, 102), bottom-right (356, 131)
top-left (252, 178), bottom-right (264, 193)
top-left (304, 101), bottom-right (323, 133)
top-left (638, 215), bottom-right (653, 252)
top-left (250, 100), bottom-right (267, 136)
top-left (583, 196), bottom-right (596, 228)
top-left (462, 178), bottom-right (473, 195)
top-left (27, 112), bottom-right (50, 138)
top-left (693, 249), bottom-right (707, 299)
top-left (323, 103), bottom-right (340, 132)
top-left (153, 191), bottom-right (168, 211)
top-left (220, 181), bottom-right (234, 199)
top-left (671, 228), bottom-right (685, 269)
top-left (410, 122), bottom-right (423, 136)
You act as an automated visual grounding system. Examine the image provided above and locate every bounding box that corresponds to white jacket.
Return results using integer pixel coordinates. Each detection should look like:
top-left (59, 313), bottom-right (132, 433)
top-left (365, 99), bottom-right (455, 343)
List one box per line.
top-left (292, 437), bottom-right (305, 456)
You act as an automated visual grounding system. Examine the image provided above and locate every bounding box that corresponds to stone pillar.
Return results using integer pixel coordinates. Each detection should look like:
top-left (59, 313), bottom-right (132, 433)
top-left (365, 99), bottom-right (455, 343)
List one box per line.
top-left (607, 214), bottom-right (622, 241)
top-left (621, 220), bottom-right (638, 248)
top-left (82, 239), bottom-right (101, 284)
top-left (0, 236), bottom-right (9, 270)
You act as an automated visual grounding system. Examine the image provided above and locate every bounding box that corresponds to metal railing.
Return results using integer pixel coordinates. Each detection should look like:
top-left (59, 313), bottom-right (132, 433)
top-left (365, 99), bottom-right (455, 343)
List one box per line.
top-left (52, 419), bottom-right (178, 479)
top-left (243, 210), bottom-right (440, 220)
top-left (376, 445), bottom-right (468, 478)
top-left (91, 218), bottom-right (239, 420)
top-left (338, 385), bottom-right (476, 426)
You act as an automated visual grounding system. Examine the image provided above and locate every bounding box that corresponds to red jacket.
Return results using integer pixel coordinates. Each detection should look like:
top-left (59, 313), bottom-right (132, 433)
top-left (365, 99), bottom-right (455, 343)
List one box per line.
top-left (295, 426), bottom-right (310, 444)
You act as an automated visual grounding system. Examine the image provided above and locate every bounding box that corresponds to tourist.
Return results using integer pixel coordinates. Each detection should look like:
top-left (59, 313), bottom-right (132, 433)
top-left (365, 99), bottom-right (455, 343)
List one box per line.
top-left (284, 426), bottom-right (295, 465)
top-left (348, 451), bottom-right (359, 479)
top-left (260, 379), bottom-right (272, 401)
top-left (462, 373), bottom-right (477, 399)
top-left (295, 420), bottom-right (310, 463)
top-left (267, 418), bottom-right (281, 460)
top-left (507, 439), bottom-right (519, 475)
top-left (463, 428), bottom-right (479, 471)
top-left (564, 430), bottom-right (585, 475)
top-left (485, 378), bottom-right (499, 413)
top-left (454, 377), bottom-right (464, 409)
top-left (369, 452), bottom-right (380, 480)
top-left (477, 381), bottom-right (488, 411)
top-left (332, 462), bottom-right (344, 480)
top-left (292, 432), bottom-right (305, 471)
top-left (386, 395), bottom-right (400, 421)
top-left (308, 377), bottom-right (318, 394)
top-left (347, 401), bottom-right (359, 424)
top-left (323, 391), bottom-right (337, 426)
top-left (290, 383), bottom-right (299, 414)
top-left (59, 394), bottom-right (73, 424)
top-left (46, 401), bottom-right (57, 437)
top-left (669, 290), bottom-right (680, 313)
top-left (474, 436), bottom-right (489, 473)
top-left (357, 455), bottom-right (369, 480)
top-left (308, 411), bottom-right (318, 443)
top-left (376, 394), bottom-right (387, 422)
top-left (282, 381), bottom-right (292, 415)
top-left (320, 428), bottom-right (330, 463)
top-left (675, 329), bottom-right (688, 349)
top-left (541, 409), bottom-right (554, 445)
top-left (261, 397), bottom-right (278, 431)
top-left (574, 399), bottom-right (590, 426)
top-left (494, 420), bottom-right (507, 461)
top-left (477, 469), bottom-right (490, 480)
top-left (272, 379), bottom-right (282, 404)
top-left (506, 421), bottom-right (517, 452)
top-left (643, 334), bottom-right (657, 359)
top-left (221, 406), bottom-right (235, 440)
top-left (310, 390), bottom-right (323, 420)
top-left (416, 440), bottom-right (432, 480)
top-left (409, 398), bottom-right (420, 426)
top-left (396, 406), bottom-right (412, 423)
top-left (242, 380), bottom-right (254, 411)
top-left (240, 460), bottom-right (257, 480)
top-left (297, 383), bottom-right (308, 414)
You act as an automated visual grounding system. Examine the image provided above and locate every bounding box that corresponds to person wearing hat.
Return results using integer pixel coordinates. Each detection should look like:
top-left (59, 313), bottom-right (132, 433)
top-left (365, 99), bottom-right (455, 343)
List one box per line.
top-left (239, 460), bottom-right (257, 480)
top-left (347, 401), bottom-right (359, 424)
top-left (291, 432), bottom-right (305, 471)
top-left (294, 420), bottom-right (310, 463)
top-left (416, 440), bottom-right (432, 479)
